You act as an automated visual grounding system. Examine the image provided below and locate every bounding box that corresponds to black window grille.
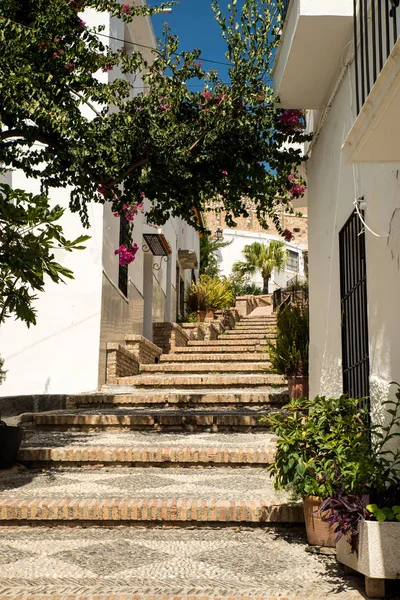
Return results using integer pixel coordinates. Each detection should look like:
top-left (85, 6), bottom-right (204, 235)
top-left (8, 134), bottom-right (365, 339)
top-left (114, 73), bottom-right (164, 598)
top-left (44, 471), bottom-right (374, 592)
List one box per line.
top-left (118, 215), bottom-right (129, 298)
top-left (286, 250), bottom-right (299, 272)
top-left (354, 0), bottom-right (399, 114)
top-left (339, 210), bottom-right (370, 408)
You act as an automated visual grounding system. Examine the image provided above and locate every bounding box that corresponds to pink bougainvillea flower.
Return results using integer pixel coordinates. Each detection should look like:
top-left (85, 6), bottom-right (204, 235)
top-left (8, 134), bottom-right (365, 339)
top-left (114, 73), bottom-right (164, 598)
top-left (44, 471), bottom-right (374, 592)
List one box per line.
top-left (140, 193), bottom-right (145, 198)
top-left (114, 243), bottom-right (139, 266)
top-left (120, 4), bottom-right (132, 15)
top-left (222, 170), bottom-right (228, 176)
top-left (279, 109), bottom-right (304, 130)
top-left (202, 91), bottom-right (212, 99)
top-left (102, 63), bottom-right (114, 73)
top-left (289, 183), bottom-right (306, 198)
top-left (283, 228), bottom-right (294, 242)
top-left (97, 185), bottom-right (105, 195)
top-left (113, 212), bottom-right (119, 218)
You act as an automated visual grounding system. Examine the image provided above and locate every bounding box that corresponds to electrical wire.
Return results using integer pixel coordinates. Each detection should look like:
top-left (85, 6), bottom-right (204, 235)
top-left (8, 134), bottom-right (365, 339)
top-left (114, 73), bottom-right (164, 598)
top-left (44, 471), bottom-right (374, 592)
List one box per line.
top-left (353, 198), bottom-right (400, 239)
top-left (96, 30), bottom-right (234, 66)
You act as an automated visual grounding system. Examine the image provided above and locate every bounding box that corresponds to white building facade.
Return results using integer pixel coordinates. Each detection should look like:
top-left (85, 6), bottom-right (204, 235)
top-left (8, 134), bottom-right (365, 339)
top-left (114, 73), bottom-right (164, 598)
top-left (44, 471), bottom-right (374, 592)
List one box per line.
top-left (216, 228), bottom-right (307, 292)
top-left (273, 0), bottom-right (400, 416)
top-left (0, 5), bottom-right (199, 396)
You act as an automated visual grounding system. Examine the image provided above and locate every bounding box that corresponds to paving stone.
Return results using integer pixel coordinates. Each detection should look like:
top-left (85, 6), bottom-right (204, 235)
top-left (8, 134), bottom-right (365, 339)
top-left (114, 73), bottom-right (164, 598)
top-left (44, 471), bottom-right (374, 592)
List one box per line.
top-left (67, 389), bottom-right (289, 408)
top-left (140, 362), bottom-right (273, 374)
top-left (19, 431), bottom-right (277, 467)
top-left (0, 527), bottom-right (366, 598)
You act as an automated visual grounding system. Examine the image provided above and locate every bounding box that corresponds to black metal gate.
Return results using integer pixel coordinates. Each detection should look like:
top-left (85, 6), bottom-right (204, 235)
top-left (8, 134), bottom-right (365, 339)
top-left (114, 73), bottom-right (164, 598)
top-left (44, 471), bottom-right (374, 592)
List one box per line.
top-left (339, 210), bottom-right (370, 402)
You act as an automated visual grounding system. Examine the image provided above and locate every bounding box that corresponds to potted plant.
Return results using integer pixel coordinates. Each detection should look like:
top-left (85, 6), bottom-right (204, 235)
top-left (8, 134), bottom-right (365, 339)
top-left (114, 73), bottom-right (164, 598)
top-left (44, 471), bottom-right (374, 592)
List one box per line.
top-left (264, 394), bottom-right (375, 547)
top-left (318, 383), bottom-right (400, 598)
top-left (0, 359), bottom-right (24, 468)
top-left (185, 275), bottom-right (234, 322)
top-left (268, 302), bottom-right (309, 398)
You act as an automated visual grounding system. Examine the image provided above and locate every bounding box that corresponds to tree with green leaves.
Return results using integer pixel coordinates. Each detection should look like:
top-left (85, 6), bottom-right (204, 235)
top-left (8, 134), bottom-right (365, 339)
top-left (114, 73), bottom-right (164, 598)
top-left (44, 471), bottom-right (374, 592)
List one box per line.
top-left (0, 0), bottom-right (309, 246)
top-left (200, 234), bottom-right (231, 277)
top-left (0, 184), bottom-right (89, 328)
top-left (232, 240), bottom-right (287, 294)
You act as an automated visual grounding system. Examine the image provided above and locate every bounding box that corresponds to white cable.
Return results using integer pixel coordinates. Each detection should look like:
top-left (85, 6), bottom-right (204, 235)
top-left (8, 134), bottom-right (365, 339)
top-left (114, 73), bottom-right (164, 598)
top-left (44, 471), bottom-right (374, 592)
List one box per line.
top-left (353, 198), bottom-right (400, 239)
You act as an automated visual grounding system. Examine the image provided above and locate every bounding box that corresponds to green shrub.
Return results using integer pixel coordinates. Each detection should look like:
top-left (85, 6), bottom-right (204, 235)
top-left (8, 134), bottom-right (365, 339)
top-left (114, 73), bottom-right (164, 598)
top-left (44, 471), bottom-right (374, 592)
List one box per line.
top-left (268, 303), bottom-right (309, 376)
top-left (264, 395), bottom-right (375, 500)
top-left (185, 275), bottom-right (234, 312)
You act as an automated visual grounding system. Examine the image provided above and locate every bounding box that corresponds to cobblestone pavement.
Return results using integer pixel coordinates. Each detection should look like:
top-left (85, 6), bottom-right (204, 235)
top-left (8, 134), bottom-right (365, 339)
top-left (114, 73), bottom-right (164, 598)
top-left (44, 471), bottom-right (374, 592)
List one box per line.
top-left (0, 467), bottom-right (287, 502)
top-left (21, 430), bottom-right (276, 449)
top-left (0, 526), bottom-right (369, 599)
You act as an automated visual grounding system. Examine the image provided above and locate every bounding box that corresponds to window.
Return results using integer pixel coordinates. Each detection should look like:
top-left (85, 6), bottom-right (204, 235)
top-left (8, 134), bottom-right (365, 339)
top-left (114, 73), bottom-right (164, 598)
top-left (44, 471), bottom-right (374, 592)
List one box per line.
top-left (286, 250), bottom-right (299, 272)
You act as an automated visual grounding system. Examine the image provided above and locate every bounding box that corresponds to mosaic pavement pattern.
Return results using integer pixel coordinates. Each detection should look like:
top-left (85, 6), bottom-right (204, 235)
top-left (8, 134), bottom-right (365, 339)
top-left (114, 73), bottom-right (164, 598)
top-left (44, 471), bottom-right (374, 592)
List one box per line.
top-left (21, 430), bottom-right (277, 449)
top-left (0, 467), bottom-right (286, 503)
top-left (0, 527), bottom-right (369, 598)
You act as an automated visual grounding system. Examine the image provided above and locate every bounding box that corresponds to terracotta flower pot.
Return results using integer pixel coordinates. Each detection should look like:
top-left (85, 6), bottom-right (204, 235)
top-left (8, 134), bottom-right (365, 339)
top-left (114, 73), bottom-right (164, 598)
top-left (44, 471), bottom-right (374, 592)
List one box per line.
top-left (205, 308), bottom-right (215, 319)
top-left (196, 310), bottom-right (206, 323)
top-left (303, 495), bottom-right (336, 547)
top-left (288, 375), bottom-right (309, 399)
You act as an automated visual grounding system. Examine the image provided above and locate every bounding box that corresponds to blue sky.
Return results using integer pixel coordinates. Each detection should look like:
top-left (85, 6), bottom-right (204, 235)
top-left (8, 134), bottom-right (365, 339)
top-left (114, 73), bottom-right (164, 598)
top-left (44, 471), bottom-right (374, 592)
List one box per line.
top-left (149, 0), bottom-right (233, 86)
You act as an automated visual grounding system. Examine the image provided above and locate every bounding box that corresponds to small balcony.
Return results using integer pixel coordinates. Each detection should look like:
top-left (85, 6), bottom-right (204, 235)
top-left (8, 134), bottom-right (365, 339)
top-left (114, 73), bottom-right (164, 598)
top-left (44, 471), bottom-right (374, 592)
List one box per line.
top-left (342, 0), bottom-right (400, 163)
top-left (273, 0), bottom-right (353, 109)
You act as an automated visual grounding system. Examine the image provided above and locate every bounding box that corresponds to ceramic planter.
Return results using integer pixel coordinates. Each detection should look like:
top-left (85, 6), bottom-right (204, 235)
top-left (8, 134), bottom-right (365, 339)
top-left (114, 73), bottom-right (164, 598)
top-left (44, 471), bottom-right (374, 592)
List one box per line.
top-left (303, 495), bottom-right (336, 547)
top-left (288, 376), bottom-right (309, 399)
top-left (196, 310), bottom-right (207, 323)
top-left (337, 521), bottom-right (400, 598)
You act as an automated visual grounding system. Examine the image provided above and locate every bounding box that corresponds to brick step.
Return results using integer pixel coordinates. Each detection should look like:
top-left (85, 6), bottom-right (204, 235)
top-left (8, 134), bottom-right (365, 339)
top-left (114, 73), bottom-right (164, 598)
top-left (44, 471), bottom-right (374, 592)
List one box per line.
top-left (140, 362), bottom-right (273, 374)
top-left (187, 339), bottom-right (267, 346)
top-left (159, 353), bottom-right (271, 362)
top-left (19, 429), bottom-right (276, 467)
top-left (24, 407), bottom-right (280, 431)
top-left (109, 373), bottom-right (285, 388)
top-left (229, 327), bottom-right (276, 332)
top-left (0, 467), bottom-right (302, 524)
top-left (241, 317), bottom-right (277, 322)
top-left (172, 345), bottom-right (266, 354)
top-left (218, 333), bottom-right (276, 340)
top-left (67, 388), bottom-right (288, 408)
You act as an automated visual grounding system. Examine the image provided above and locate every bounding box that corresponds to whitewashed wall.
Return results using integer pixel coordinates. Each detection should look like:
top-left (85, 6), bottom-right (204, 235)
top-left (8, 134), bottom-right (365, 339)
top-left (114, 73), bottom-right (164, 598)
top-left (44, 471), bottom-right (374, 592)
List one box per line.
top-left (0, 8), bottom-right (200, 394)
top-left (307, 64), bottom-right (400, 419)
top-left (217, 229), bottom-right (305, 292)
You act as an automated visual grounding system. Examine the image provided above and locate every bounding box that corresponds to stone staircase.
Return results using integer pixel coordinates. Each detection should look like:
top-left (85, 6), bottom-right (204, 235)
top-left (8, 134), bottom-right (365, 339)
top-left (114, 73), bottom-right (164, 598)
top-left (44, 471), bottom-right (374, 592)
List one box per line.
top-left (0, 309), bottom-right (306, 528)
top-left (0, 309), bottom-right (367, 600)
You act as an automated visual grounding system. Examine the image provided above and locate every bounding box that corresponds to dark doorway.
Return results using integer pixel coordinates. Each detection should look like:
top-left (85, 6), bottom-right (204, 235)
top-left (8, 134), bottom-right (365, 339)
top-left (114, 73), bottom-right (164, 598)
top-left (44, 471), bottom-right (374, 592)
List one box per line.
top-left (339, 210), bottom-right (370, 404)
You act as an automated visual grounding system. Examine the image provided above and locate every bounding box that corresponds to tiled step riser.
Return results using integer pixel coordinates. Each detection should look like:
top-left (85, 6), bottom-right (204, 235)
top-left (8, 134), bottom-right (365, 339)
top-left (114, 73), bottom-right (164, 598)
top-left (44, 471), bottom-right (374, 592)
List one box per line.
top-left (0, 499), bottom-right (303, 524)
top-left (188, 340), bottom-right (267, 346)
top-left (111, 375), bottom-right (285, 387)
top-left (173, 346), bottom-right (267, 354)
top-left (18, 447), bottom-right (275, 468)
top-left (140, 363), bottom-right (273, 374)
top-left (219, 335), bottom-right (276, 340)
top-left (160, 354), bottom-right (271, 362)
top-left (67, 390), bottom-right (288, 408)
top-left (33, 414), bottom-right (273, 432)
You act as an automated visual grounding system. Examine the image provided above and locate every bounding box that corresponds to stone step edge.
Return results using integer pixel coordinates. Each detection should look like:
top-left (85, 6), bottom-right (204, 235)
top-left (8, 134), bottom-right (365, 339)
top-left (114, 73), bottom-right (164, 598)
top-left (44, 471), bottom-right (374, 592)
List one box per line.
top-left (0, 596), bottom-right (322, 600)
top-left (31, 414), bottom-right (272, 428)
top-left (0, 596), bottom-right (318, 600)
top-left (67, 392), bottom-right (288, 407)
top-left (18, 446), bottom-right (275, 465)
top-left (0, 498), bottom-right (303, 523)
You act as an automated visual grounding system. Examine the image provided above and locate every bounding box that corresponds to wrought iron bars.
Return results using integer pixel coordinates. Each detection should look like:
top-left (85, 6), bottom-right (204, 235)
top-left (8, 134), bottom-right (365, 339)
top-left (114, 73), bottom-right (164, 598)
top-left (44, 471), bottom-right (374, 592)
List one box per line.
top-left (339, 210), bottom-right (370, 406)
top-left (354, 0), bottom-right (399, 114)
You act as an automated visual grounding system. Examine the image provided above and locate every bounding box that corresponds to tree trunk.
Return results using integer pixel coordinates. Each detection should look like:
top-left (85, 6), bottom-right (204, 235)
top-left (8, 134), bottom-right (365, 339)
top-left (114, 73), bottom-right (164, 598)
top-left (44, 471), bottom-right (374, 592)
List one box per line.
top-left (262, 275), bottom-right (270, 294)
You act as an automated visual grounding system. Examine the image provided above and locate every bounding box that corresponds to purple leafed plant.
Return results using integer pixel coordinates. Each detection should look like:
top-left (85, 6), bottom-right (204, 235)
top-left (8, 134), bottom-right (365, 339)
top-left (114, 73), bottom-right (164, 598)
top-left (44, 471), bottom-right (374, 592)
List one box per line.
top-left (318, 486), bottom-right (372, 554)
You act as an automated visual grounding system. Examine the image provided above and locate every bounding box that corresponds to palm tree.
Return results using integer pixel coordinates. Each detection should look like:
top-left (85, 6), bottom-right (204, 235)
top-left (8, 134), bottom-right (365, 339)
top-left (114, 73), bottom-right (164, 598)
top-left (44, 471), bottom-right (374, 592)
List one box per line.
top-left (232, 241), bottom-right (288, 294)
